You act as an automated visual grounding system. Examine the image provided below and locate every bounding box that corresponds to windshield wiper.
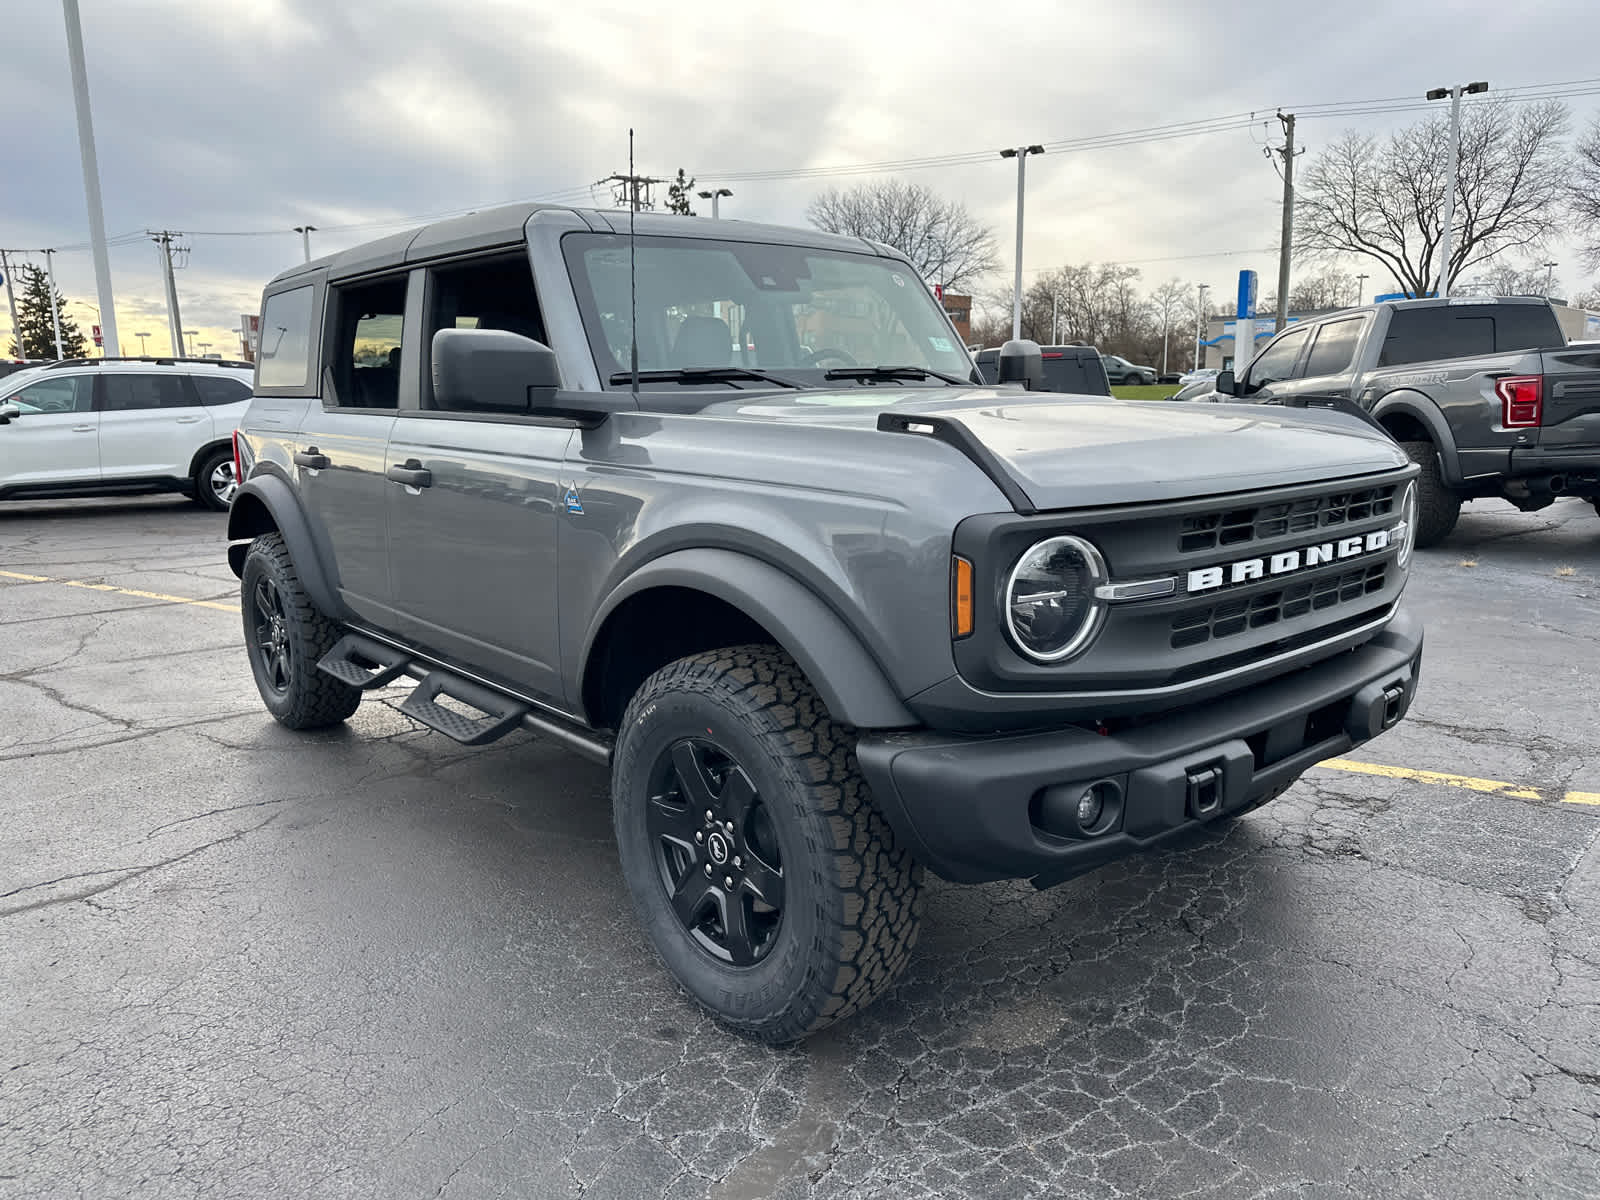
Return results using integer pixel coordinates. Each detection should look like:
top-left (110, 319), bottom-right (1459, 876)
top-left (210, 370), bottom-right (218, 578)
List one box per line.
top-left (822, 365), bottom-right (974, 387)
top-left (607, 366), bottom-right (804, 389)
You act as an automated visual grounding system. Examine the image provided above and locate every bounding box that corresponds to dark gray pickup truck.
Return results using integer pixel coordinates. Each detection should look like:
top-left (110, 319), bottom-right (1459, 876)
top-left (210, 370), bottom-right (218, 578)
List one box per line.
top-left (227, 205), bottom-right (1423, 1041)
top-left (1214, 297), bottom-right (1600, 544)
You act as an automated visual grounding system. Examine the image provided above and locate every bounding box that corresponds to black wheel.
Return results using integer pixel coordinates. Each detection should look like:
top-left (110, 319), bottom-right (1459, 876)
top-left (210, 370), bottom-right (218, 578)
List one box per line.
top-left (1398, 441), bottom-right (1461, 547)
top-left (240, 533), bottom-right (361, 729)
top-left (194, 446), bottom-right (237, 512)
top-left (612, 645), bottom-right (923, 1043)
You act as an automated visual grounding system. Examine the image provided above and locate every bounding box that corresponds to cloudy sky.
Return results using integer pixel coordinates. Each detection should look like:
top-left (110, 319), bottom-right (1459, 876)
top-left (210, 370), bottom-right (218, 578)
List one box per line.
top-left (6, 0), bottom-right (1598, 357)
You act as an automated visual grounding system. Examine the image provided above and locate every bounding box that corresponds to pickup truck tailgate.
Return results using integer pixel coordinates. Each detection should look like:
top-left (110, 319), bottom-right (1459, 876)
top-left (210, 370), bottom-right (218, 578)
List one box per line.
top-left (1540, 347), bottom-right (1600, 449)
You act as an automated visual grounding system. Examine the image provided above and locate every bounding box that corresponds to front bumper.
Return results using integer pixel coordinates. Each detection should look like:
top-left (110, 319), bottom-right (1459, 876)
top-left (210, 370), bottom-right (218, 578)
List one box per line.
top-left (857, 608), bottom-right (1423, 888)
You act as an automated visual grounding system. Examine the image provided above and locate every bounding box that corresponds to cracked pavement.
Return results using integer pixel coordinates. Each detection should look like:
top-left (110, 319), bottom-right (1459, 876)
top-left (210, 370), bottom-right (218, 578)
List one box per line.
top-left (1, 495), bottom-right (1597, 1198)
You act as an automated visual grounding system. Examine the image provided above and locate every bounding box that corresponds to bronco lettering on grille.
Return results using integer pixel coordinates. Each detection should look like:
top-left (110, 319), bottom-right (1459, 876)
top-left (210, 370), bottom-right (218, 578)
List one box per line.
top-left (1186, 529), bottom-right (1392, 593)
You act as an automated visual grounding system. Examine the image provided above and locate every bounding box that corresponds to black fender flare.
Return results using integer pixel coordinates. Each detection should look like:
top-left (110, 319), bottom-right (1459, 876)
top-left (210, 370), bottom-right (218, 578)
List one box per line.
top-left (1371, 391), bottom-right (1464, 486)
top-left (225, 474), bottom-right (347, 620)
top-left (581, 547), bottom-right (918, 730)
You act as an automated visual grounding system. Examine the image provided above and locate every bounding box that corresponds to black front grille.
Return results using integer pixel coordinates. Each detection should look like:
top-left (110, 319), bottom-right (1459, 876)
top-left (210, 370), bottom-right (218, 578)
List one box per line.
top-left (1179, 485), bottom-right (1398, 554)
top-left (1171, 564), bottom-right (1388, 648)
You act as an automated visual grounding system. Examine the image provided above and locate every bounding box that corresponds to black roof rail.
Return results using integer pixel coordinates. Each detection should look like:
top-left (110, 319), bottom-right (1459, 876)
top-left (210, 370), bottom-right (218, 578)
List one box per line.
top-left (41, 355), bottom-right (255, 370)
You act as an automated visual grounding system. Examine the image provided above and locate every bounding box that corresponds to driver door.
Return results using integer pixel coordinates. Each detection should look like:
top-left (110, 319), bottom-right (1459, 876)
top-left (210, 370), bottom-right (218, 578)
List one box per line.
top-left (0, 374), bottom-right (99, 489)
top-left (1235, 325), bottom-right (1313, 402)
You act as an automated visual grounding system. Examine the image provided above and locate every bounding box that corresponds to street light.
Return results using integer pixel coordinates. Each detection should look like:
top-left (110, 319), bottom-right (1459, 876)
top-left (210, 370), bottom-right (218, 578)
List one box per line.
top-left (294, 225), bottom-right (317, 263)
top-left (1542, 261), bottom-right (1558, 297)
top-left (183, 328), bottom-right (198, 356)
top-left (198, 341), bottom-right (211, 356)
top-left (1354, 273), bottom-right (1369, 306)
top-left (695, 188), bottom-right (732, 219)
top-left (134, 331), bottom-right (150, 355)
top-left (999, 144), bottom-right (1045, 340)
top-left (1193, 283), bottom-right (1210, 371)
top-left (1425, 80), bottom-right (1488, 299)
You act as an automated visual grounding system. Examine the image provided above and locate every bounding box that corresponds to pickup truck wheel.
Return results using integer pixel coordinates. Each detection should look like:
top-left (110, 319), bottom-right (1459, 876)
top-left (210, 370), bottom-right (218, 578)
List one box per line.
top-left (612, 645), bottom-right (923, 1043)
top-left (194, 446), bottom-right (237, 512)
top-left (240, 533), bottom-right (361, 730)
top-left (1398, 441), bottom-right (1461, 547)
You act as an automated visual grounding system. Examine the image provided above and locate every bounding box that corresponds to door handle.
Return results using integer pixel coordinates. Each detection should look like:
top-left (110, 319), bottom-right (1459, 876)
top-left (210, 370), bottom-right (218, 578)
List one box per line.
top-left (386, 459), bottom-right (432, 489)
top-left (176, 415), bottom-right (202, 424)
top-left (73, 424), bottom-right (95, 433)
top-left (294, 447), bottom-right (330, 470)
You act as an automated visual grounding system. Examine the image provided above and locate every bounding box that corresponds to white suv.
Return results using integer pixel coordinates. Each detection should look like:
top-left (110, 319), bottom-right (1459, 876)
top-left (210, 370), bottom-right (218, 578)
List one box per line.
top-left (0, 357), bottom-right (255, 511)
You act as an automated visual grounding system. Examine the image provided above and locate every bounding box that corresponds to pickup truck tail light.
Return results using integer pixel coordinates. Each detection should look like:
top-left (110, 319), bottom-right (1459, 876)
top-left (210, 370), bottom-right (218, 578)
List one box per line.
top-left (1495, 375), bottom-right (1543, 428)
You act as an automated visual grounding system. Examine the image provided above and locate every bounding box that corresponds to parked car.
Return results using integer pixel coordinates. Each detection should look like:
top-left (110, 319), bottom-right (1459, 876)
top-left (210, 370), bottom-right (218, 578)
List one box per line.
top-left (0, 356), bottom-right (255, 510)
top-left (1100, 354), bottom-right (1157, 385)
top-left (973, 344), bottom-right (1110, 394)
top-left (227, 204), bottom-right (1422, 1042)
top-left (1179, 367), bottom-right (1219, 387)
top-left (1167, 379), bottom-right (1221, 402)
top-left (1213, 296), bottom-right (1600, 542)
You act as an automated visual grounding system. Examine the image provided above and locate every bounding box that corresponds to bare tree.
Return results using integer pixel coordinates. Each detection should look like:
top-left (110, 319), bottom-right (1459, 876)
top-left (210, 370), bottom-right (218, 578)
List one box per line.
top-left (1288, 266), bottom-right (1358, 310)
top-left (806, 180), bottom-right (1000, 292)
top-left (1464, 259), bottom-right (1559, 297)
top-left (1572, 286), bottom-right (1600, 312)
top-left (1298, 99), bottom-right (1570, 296)
top-left (1569, 114), bottom-right (1600, 273)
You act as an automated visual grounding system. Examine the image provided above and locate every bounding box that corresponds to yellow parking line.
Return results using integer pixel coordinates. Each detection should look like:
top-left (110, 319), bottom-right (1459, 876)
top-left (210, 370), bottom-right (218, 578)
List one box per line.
top-left (0, 568), bottom-right (240, 614)
top-left (1319, 758), bottom-right (1598, 809)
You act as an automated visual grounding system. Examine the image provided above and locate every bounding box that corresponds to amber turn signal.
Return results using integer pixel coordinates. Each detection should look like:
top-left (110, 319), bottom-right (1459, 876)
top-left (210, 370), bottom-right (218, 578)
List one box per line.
top-left (951, 556), bottom-right (974, 638)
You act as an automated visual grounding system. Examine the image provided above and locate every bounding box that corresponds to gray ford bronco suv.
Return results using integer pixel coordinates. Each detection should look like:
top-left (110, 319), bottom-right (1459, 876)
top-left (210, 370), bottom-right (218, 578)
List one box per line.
top-left (228, 205), bottom-right (1424, 1042)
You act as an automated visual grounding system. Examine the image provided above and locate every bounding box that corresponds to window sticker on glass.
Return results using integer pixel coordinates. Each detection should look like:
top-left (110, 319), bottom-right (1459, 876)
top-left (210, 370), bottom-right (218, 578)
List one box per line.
top-left (891, 273), bottom-right (906, 287)
top-left (929, 336), bottom-right (954, 352)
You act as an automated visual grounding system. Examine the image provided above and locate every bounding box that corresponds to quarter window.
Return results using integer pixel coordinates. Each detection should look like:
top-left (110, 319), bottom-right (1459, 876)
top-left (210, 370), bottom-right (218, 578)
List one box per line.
top-left (191, 376), bottom-right (252, 406)
top-left (257, 286), bottom-right (316, 389)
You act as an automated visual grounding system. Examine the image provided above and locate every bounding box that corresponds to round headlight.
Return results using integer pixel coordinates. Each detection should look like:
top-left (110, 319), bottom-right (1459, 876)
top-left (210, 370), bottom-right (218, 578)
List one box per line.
top-left (1004, 535), bottom-right (1108, 663)
top-left (1395, 481), bottom-right (1417, 567)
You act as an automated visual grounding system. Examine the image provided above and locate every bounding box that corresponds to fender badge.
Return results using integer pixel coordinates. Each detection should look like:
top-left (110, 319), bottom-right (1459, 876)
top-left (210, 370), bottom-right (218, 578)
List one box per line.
top-left (564, 487), bottom-right (584, 515)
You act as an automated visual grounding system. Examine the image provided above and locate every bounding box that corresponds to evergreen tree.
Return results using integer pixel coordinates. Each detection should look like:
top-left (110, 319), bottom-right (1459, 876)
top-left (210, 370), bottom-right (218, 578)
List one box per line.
top-left (666, 168), bottom-right (697, 216)
top-left (8, 264), bottom-right (88, 359)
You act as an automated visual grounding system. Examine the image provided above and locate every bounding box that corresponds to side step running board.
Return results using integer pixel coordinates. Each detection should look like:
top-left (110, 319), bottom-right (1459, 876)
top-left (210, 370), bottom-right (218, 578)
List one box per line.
top-left (315, 635), bottom-right (612, 762)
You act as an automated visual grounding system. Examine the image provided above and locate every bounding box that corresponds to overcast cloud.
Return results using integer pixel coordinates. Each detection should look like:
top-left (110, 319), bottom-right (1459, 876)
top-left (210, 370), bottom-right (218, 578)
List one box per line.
top-left (5, 0), bottom-right (1598, 355)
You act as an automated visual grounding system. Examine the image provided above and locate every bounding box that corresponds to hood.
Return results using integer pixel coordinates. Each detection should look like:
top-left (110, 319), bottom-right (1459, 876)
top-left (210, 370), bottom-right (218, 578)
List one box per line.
top-left (721, 389), bottom-right (1409, 511)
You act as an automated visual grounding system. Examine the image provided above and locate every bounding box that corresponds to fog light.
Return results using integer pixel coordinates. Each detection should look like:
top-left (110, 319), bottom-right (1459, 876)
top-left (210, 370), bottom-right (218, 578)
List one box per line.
top-left (1034, 778), bottom-right (1123, 839)
top-left (1076, 787), bottom-right (1103, 829)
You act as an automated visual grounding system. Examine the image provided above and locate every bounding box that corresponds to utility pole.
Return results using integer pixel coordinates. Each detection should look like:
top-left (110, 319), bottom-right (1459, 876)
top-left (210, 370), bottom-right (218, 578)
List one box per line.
top-left (1273, 112), bottom-right (1301, 333)
top-left (604, 173), bottom-right (665, 212)
top-left (999, 144), bottom-right (1045, 341)
top-left (1355, 273), bottom-right (1369, 306)
top-left (294, 225), bottom-right (316, 262)
top-left (43, 249), bottom-right (65, 359)
top-left (0, 250), bottom-right (21, 358)
top-left (1542, 261), bottom-right (1558, 297)
top-left (1427, 81), bottom-right (1488, 299)
top-left (61, 0), bottom-right (119, 361)
top-left (151, 232), bottom-right (185, 356)
top-left (1194, 283), bottom-right (1209, 371)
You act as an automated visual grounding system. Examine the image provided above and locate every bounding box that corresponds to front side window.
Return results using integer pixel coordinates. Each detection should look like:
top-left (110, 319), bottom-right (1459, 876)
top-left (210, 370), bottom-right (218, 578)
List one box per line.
top-left (3, 375), bottom-right (93, 414)
top-left (422, 256), bottom-right (544, 411)
top-left (100, 374), bottom-right (190, 411)
top-left (257, 285), bottom-right (316, 390)
top-left (1243, 325), bottom-right (1312, 388)
top-left (563, 234), bottom-right (971, 388)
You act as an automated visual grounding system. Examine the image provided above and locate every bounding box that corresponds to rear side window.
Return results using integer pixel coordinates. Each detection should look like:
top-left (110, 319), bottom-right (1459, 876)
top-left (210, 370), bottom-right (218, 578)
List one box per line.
top-left (1379, 306), bottom-right (1564, 366)
top-left (100, 374), bottom-right (190, 410)
top-left (1041, 353), bottom-right (1110, 395)
top-left (328, 276), bottom-right (407, 411)
top-left (191, 376), bottom-right (252, 406)
top-left (257, 286), bottom-right (316, 389)
top-left (1302, 317), bottom-right (1366, 377)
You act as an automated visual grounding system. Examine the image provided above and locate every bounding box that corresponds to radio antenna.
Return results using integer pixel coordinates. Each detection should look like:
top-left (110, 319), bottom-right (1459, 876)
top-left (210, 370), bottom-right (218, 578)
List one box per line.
top-left (628, 128), bottom-right (639, 398)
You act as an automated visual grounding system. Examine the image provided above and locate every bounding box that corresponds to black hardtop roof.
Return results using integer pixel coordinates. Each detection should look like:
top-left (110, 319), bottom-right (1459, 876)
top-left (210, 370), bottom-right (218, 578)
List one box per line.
top-left (265, 203), bottom-right (899, 290)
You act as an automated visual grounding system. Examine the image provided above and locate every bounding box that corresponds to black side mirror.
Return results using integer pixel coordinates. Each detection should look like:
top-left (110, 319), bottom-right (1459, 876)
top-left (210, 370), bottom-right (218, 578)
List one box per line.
top-left (0, 401), bottom-right (20, 424)
top-left (997, 339), bottom-right (1044, 390)
top-left (1214, 369), bottom-right (1237, 396)
top-left (432, 328), bottom-right (561, 414)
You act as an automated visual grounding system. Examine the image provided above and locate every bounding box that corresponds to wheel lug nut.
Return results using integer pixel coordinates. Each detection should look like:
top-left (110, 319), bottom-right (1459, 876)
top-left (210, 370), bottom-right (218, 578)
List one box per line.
top-left (704, 863), bottom-right (713, 877)
top-left (733, 855), bottom-right (742, 868)
top-left (724, 876), bottom-right (734, 889)
top-left (705, 809), bottom-right (715, 823)
top-left (694, 831), bottom-right (704, 844)
top-left (724, 821), bottom-right (734, 833)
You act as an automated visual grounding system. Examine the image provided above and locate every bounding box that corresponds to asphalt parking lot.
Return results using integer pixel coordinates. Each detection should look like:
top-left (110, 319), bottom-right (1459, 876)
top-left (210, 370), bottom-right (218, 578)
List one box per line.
top-left (2, 495), bottom-right (1597, 1199)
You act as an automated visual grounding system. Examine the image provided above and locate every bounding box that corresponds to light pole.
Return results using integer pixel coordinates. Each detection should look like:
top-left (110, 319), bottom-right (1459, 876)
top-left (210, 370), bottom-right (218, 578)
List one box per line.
top-left (1000, 144), bottom-right (1045, 340)
top-left (135, 331), bottom-right (150, 355)
top-left (184, 329), bottom-right (198, 356)
top-left (294, 225), bottom-right (317, 262)
top-left (1425, 80), bottom-right (1488, 299)
top-left (1354, 273), bottom-right (1369, 306)
top-left (695, 188), bottom-right (732, 219)
top-left (1194, 284), bottom-right (1209, 370)
top-left (198, 341), bottom-right (211, 356)
top-left (1542, 261), bottom-right (1558, 297)
top-left (61, 0), bottom-right (120, 362)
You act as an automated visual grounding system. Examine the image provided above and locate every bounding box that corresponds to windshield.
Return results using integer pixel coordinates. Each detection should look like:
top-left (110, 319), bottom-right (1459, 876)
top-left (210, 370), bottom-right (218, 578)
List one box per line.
top-left (563, 233), bottom-right (974, 389)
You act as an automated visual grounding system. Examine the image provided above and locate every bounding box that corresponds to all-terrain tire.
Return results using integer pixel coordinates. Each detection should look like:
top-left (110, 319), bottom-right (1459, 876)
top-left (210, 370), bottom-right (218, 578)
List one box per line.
top-left (240, 533), bottom-right (361, 730)
top-left (611, 645), bottom-right (924, 1043)
top-left (1399, 441), bottom-right (1461, 547)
